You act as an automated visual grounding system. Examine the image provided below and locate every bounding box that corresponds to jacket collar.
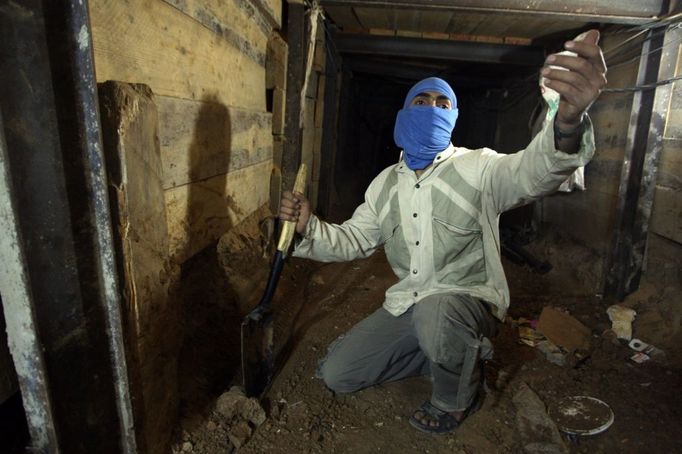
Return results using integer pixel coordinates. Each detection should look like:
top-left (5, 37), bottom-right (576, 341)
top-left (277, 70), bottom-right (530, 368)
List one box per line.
top-left (396, 143), bottom-right (456, 173)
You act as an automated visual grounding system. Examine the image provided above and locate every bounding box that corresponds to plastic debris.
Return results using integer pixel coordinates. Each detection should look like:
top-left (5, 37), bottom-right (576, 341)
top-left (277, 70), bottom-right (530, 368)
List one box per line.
top-left (628, 338), bottom-right (666, 363)
top-left (518, 325), bottom-right (546, 347)
top-left (606, 305), bottom-right (637, 340)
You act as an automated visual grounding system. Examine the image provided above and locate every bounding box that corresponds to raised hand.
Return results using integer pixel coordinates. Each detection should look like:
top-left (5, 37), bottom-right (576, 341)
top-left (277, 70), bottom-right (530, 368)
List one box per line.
top-left (542, 29), bottom-right (608, 130)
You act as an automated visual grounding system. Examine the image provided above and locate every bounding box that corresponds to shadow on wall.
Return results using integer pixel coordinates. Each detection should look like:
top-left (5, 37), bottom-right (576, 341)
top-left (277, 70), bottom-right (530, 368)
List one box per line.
top-left (174, 94), bottom-right (244, 419)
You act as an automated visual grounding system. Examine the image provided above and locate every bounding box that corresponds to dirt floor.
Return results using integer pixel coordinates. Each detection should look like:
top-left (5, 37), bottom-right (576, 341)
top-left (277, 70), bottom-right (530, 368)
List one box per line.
top-left (173, 230), bottom-right (682, 454)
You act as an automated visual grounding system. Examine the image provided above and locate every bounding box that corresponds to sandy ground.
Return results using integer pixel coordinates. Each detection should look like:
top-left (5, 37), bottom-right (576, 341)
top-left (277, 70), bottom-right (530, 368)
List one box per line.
top-left (174, 233), bottom-right (682, 454)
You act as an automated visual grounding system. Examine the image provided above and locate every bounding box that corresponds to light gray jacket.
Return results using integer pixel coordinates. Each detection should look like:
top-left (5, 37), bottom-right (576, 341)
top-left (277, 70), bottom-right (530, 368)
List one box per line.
top-left (294, 111), bottom-right (595, 320)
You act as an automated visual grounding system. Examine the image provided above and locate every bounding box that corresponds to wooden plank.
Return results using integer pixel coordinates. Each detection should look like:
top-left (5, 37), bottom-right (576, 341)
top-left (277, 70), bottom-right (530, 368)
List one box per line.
top-left (396, 30), bottom-right (422, 38)
top-left (313, 25), bottom-right (326, 73)
top-left (369, 28), bottom-right (395, 36)
top-left (651, 186), bottom-right (682, 244)
top-left (318, 0), bottom-right (665, 20)
top-left (163, 0), bottom-right (269, 66)
top-left (165, 160), bottom-right (272, 263)
top-left (474, 15), bottom-right (513, 37)
top-left (423, 31), bottom-right (450, 40)
top-left (272, 87), bottom-right (287, 135)
top-left (91, 0), bottom-right (266, 111)
top-left (301, 98), bottom-right (316, 169)
top-left (446, 13), bottom-right (488, 35)
top-left (394, 9), bottom-right (419, 31)
top-left (658, 138), bottom-right (682, 190)
top-left (282, 1), bottom-right (306, 189)
top-left (261, 0), bottom-right (282, 28)
top-left (665, 82), bottom-right (682, 138)
top-left (266, 32), bottom-right (288, 89)
top-left (99, 81), bottom-right (178, 454)
top-left (157, 96), bottom-right (273, 189)
top-left (419, 10), bottom-right (452, 33)
top-left (250, 0), bottom-right (282, 30)
top-left (314, 76), bottom-right (326, 129)
top-left (353, 7), bottom-right (391, 29)
top-left (323, 5), bottom-right (364, 30)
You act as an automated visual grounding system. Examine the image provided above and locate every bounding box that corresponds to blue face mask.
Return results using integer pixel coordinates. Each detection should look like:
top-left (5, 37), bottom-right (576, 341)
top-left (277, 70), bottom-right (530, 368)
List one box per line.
top-left (394, 77), bottom-right (459, 170)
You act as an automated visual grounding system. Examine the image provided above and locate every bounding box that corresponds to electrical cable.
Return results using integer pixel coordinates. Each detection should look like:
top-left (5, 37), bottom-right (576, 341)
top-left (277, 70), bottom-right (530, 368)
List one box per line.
top-left (606, 23), bottom-right (682, 68)
top-left (602, 74), bottom-right (682, 93)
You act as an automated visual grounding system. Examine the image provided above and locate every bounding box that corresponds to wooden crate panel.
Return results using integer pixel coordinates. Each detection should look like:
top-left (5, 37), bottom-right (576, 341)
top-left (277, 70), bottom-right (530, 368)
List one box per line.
top-left (658, 138), bottom-right (682, 190)
top-left (98, 81), bottom-right (177, 454)
top-left (353, 7), bottom-right (390, 30)
top-left (266, 32), bottom-right (288, 89)
top-left (651, 186), bottom-right (682, 244)
top-left (165, 160), bottom-right (272, 262)
top-left (91, 0), bottom-right (266, 110)
top-left (157, 96), bottom-right (273, 189)
top-left (259, 0), bottom-right (282, 29)
top-left (419, 10), bottom-right (452, 34)
top-left (324, 5), bottom-right (364, 30)
top-left (163, 0), bottom-right (270, 66)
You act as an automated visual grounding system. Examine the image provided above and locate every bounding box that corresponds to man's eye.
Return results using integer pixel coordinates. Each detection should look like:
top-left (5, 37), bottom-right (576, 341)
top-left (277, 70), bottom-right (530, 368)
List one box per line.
top-left (438, 104), bottom-right (449, 109)
top-left (415, 100), bottom-right (425, 105)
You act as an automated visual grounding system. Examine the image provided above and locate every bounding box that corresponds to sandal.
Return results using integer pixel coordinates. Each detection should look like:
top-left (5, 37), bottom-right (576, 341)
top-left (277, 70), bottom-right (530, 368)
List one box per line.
top-left (409, 394), bottom-right (482, 434)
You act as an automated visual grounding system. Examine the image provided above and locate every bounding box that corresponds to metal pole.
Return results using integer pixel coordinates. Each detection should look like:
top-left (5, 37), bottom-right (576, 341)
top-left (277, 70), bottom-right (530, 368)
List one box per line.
top-left (0, 0), bottom-right (136, 451)
top-left (604, 25), bottom-right (678, 299)
top-left (59, 1), bottom-right (137, 451)
top-left (0, 108), bottom-right (61, 454)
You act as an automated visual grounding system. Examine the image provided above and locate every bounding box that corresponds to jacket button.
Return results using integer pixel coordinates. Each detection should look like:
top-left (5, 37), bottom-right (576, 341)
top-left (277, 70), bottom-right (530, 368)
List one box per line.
top-left (413, 291), bottom-right (418, 297)
top-left (415, 183), bottom-right (420, 189)
top-left (412, 269), bottom-right (418, 274)
top-left (415, 241), bottom-right (420, 246)
top-left (413, 213), bottom-right (418, 218)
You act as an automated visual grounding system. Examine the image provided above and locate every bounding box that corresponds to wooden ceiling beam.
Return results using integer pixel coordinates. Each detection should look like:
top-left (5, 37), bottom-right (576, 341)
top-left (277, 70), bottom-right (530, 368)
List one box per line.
top-left (320, 0), bottom-right (667, 25)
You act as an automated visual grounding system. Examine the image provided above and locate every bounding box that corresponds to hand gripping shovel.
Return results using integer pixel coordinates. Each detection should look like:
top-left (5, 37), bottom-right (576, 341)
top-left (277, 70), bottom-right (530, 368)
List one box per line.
top-left (241, 164), bottom-right (307, 398)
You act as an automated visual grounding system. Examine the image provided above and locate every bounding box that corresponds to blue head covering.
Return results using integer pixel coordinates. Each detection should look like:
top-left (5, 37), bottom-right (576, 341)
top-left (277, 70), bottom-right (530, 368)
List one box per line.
top-left (394, 77), bottom-right (459, 170)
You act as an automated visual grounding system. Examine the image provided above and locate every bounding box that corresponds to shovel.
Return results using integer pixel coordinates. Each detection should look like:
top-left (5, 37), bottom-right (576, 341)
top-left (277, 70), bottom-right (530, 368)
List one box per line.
top-left (241, 164), bottom-right (307, 398)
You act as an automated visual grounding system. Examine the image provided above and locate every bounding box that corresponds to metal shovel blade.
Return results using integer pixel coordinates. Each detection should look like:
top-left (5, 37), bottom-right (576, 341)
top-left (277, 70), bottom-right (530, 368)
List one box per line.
top-left (241, 308), bottom-right (274, 398)
top-left (241, 250), bottom-right (284, 398)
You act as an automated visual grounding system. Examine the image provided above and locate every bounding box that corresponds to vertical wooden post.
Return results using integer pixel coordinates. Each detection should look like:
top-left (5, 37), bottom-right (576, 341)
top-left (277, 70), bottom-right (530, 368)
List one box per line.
top-left (282, 0), bottom-right (307, 191)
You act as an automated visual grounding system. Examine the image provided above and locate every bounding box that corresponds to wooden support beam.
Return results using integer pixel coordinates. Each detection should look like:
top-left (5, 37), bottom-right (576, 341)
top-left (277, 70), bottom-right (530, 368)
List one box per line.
top-left (333, 32), bottom-right (545, 66)
top-left (99, 82), bottom-right (179, 454)
top-left (320, 0), bottom-right (666, 24)
top-left (604, 25), bottom-right (680, 300)
top-left (282, 0), bottom-right (308, 190)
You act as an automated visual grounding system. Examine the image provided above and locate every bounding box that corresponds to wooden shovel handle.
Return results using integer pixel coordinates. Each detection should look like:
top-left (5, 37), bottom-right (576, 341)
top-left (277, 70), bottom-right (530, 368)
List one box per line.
top-left (276, 164), bottom-right (307, 253)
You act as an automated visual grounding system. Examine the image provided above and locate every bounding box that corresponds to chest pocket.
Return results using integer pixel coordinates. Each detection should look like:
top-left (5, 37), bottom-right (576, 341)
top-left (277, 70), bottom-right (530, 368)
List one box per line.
top-left (432, 216), bottom-right (486, 286)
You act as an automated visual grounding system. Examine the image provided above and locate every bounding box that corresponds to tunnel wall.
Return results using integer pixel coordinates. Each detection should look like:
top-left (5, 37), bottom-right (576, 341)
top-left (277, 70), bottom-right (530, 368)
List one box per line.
top-left (541, 32), bottom-right (682, 291)
top-left (91, 0), bottom-right (284, 263)
top-left (647, 55), bottom-right (682, 287)
top-left (89, 1), bottom-right (284, 452)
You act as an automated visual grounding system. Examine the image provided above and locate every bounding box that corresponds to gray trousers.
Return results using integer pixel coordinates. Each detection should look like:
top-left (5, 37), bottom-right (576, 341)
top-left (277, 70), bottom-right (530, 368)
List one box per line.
top-left (318, 293), bottom-right (497, 411)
